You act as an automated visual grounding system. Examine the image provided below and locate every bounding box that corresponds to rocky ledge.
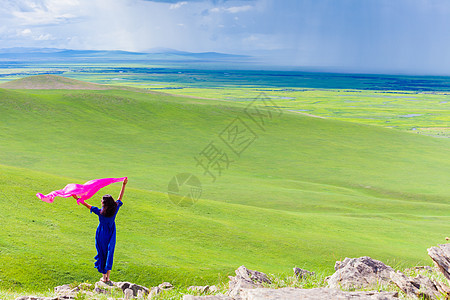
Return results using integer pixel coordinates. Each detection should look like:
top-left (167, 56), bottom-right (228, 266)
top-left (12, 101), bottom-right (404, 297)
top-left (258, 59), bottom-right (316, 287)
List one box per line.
top-left (15, 243), bottom-right (450, 300)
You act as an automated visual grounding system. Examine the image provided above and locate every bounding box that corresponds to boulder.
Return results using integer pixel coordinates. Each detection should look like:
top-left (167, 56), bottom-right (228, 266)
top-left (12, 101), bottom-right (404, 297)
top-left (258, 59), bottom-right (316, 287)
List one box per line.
top-left (158, 282), bottom-right (174, 290)
top-left (293, 267), bottom-right (315, 279)
top-left (124, 288), bottom-right (134, 300)
top-left (428, 243), bottom-right (450, 283)
top-left (52, 283), bottom-right (94, 299)
top-left (137, 289), bottom-right (145, 299)
top-left (239, 287), bottom-right (398, 300)
top-left (147, 283), bottom-right (173, 299)
top-left (187, 285), bottom-right (218, 294)
top-left (434, 279), bottom-right (450, 297)
top-left (53, 284), bottom-right (79, 299)
top-left (115, 281), bottom-right (150, 296)
top-left (188, 285), bottom-right (211, 294)
top-left (54, 284), bottom-right (72, 294)
top-left (234, 266), bottom-right (271, 285)
top-left (327, 256), bottom-right (395, 290)
top-left (94, 281), bottom-right (117, 294)
top-left (147, 286), bottom-right (161, 299)
top-left (227, 266), bottom-right (271, 298)
top-left (390, 271), bottom-right (441, 300)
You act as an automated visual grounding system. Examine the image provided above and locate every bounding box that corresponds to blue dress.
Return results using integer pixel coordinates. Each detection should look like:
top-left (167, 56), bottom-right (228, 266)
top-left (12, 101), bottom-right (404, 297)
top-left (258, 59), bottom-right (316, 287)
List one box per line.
top-left (90, 200), bottom-right (123, 274)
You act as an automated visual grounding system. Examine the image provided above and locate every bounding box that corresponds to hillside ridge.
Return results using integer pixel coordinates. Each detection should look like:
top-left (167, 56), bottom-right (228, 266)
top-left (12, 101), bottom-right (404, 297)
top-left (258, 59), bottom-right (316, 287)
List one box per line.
top-left (0, 74), bottom-right (112, 90)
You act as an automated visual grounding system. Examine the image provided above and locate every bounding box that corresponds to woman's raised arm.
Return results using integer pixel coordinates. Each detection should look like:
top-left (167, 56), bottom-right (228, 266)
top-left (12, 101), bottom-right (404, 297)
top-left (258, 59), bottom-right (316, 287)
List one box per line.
top-left (117, 178), bottom-right (128, 201)
top-left (72, 195), bottom-right (92, 209)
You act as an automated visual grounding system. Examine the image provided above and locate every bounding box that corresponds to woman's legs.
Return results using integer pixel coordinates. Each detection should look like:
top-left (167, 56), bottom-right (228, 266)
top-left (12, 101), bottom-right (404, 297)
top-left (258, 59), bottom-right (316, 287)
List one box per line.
top-left (100, 271), bottom-right (111, 283)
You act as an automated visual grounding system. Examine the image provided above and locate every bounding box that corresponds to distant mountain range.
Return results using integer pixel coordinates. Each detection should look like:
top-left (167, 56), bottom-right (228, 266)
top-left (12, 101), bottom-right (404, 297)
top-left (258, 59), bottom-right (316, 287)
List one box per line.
top-left (0, 47), bottom-right (251, 64)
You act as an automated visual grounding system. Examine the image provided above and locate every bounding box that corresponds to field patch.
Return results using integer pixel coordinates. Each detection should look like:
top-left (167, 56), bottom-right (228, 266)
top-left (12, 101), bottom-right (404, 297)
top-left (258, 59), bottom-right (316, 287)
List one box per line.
top-left (0, 80), bottom-right (448, 291)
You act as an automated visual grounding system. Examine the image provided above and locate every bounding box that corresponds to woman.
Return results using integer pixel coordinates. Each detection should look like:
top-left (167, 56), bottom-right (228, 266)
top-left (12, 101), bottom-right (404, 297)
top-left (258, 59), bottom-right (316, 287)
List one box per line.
top-left (73, 177), bottom-right (128, 284)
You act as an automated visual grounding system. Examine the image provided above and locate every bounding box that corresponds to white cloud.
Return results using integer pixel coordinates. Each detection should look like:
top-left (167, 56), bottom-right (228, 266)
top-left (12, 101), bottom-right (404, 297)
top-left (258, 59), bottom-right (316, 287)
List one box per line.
top-left (8, 0), bottom-right (80, 25)
top-left (19, 28), bottom-right (32, 36)
top-left (15, 27), bottom-right (55, 41)
top-left (169, 1), bottom-right (188, 9)
top-left (209, 5), bottom-right (253, 14)
top-left (225, 5), bottom-right (252, 13)
top-left (35, 33), bottom-right (54, 40)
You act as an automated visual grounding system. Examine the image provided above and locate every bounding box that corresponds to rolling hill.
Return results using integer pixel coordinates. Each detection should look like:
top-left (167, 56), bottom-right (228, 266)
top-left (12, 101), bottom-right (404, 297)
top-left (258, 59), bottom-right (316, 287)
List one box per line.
top-left (0, 74), bottom-right (111, 90)
top-left (0, 76), bottom-right (448, 291)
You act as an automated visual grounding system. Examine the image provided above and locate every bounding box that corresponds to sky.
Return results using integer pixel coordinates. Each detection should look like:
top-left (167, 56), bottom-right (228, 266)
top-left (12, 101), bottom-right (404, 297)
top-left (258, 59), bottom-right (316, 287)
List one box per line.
top-left (1, 0), bottom-right (450, 74)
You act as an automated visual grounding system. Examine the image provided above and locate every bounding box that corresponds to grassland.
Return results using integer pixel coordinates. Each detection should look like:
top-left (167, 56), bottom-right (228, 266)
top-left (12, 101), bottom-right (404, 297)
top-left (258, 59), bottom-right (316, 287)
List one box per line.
top-left (1, 66), bottom-right (448, 137)
top-left (0, 76), bottom-right (448, 294)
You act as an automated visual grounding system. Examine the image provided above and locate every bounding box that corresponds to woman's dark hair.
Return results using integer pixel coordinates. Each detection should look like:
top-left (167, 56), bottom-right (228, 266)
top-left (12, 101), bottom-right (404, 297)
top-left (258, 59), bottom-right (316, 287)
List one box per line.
top-left (101, 194), bottom-right (118, 217)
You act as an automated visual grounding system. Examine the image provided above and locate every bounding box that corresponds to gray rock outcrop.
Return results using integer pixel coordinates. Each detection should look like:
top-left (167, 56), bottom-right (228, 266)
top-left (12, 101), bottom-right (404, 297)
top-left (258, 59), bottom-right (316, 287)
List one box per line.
top-left (94, 281), bottom-right (121, 294)
top-left (184, 287), bottom-right (398, 300)
top-left (293, 267), bottom-right (315, 279)
top-left (124, 288), bottom-right (134, 300)
top-left (227, 266), bottom-right (271, 298)
top-left (188, 285), bottom-right (219, 294)
top-left (327, 256), bottom-right (395, 290)
top-left (115, 281), bottom-right (150, 296)
top-left (240, 287), bottom-right (398, 300)
top-left (390, 270), bottom-right (441, 300)
top-left (158, 282), bottom-right (174, 290)
top-left (147, 282), bottom-right (173, 299)
top-left (148, 286), bottom-right (161, 299)
top-left (428, 243), bottom-right (450, 283)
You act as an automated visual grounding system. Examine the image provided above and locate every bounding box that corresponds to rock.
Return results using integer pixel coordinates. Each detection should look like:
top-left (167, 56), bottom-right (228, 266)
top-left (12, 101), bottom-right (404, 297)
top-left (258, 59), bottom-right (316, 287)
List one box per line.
top-left (124, 288), bottom-right (134, 300)
top-left (158, 282), bottom-right (174, 290)
top-left (434, 279), bottom-right (450, 297)
top-left (53, 284), bottom-right (79, 298)
top-left (390, 271), bottom-right (441, 300)
top-left (137, 290), bottom-right (145, 299)
top-left (94, 281), bottom-right (123, 294)
top-left (188, 285), bottom-right (209, 293)
top-left (327, 256), bottom-right (395, 290)
top-left (147, 286), bottom-right (161, 299)
top-left (227, 266), bottom-right (271, 298)
top-left (235, 266), bottom-right (271, 285)
top-left (54, 284), bottom-right (72, 294)
top-left (239, 287), bottom-right (399, 299)
top-left (53, 283), bottom-right (94, 299)
top-left (94, 281), bottom-right (110, 294)
top-left (293, 267), bottom-right (315, 279)
top-left (115, 282), bottom-right (150, 296)
top-left (183, 295), bottom-right (232, 300)
top-left (146, 281), bottom-right (173, 299)
top-left (428, 243), bottom-right (450, 283)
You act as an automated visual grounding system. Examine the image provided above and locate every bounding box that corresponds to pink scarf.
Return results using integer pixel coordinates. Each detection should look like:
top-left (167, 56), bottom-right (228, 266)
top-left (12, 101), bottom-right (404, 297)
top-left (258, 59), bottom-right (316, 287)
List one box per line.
top-left (36, 177), bottom-right (127, 205)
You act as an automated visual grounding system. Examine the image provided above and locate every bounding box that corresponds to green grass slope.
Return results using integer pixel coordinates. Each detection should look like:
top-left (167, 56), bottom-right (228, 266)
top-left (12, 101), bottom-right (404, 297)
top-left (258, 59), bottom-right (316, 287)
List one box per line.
top-left (0, 74), bottom-right (111, 90)
top-left (0, 79), bottom-right (448, 291)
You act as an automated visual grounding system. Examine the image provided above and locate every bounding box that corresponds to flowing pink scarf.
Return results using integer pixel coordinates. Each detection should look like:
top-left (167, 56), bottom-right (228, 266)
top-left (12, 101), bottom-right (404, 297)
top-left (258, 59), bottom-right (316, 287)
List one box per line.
top-left (36, 177), bottom-right (127, 205)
